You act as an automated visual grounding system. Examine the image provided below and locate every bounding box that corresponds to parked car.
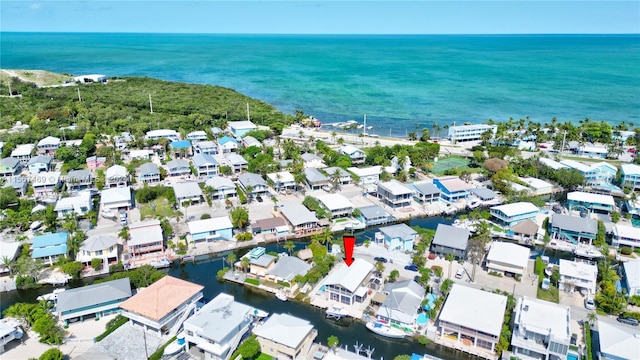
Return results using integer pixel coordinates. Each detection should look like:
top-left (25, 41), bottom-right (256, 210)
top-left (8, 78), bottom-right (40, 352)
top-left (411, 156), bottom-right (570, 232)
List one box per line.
top-left (584, 297), bottom-right (595, 310)
top-left (617, 316), bottom-right (639, 326)
top-left (404, 264), bottom-right (419, 272)
top-left (373, 257), bottom-right (388, 263)
top-left (256, 196), bottom-right (263, 202)
top-left (455, 268), bottom-right (465, 279)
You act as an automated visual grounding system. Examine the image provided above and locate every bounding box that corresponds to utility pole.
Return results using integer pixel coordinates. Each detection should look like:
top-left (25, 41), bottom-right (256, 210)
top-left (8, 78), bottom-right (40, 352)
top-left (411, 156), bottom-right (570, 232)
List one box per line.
top-left (77, 87), bottom-right (82, 102)
top-left (8, 83), bottom-right (12, 97)
top-left (149, 94), bottom-right (153, 114)
top-left (246, 103), bottom-right (251, 121)
top-left (561, 130), bottom-right (567, 154)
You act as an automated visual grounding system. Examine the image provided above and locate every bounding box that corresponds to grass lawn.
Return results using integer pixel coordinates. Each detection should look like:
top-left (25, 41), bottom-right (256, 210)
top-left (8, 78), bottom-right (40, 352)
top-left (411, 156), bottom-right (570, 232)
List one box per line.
top-left (491, 225), bottom-right (503, 232)
top-left (537, 286), bottom-right (559, 303)
top-left (335, 218), bottom-right (348, 223)
top-left (256, 353), bottom-right (274, 360)
top-left (140, 198), bottom-right (176, 219)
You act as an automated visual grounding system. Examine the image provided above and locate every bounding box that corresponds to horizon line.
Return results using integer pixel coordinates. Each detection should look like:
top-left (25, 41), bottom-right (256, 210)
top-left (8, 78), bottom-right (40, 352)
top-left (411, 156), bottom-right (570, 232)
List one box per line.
top-left (2, 31), bottom-right (639, 36)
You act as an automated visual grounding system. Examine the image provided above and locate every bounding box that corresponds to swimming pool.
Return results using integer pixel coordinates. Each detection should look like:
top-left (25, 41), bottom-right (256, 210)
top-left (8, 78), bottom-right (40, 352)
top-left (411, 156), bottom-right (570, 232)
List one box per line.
top-left (567, 353), bottom-right (579, 360)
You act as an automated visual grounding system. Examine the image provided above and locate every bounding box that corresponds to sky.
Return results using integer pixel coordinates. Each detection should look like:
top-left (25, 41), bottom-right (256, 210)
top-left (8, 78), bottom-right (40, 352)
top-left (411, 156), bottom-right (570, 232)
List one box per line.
top-left (1, 1), bottom-right (639, 34)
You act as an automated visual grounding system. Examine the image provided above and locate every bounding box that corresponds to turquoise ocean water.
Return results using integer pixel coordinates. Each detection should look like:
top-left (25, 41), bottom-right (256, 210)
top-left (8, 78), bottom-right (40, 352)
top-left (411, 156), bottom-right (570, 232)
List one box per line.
top-left (1, 33), bottom-right (639, 136)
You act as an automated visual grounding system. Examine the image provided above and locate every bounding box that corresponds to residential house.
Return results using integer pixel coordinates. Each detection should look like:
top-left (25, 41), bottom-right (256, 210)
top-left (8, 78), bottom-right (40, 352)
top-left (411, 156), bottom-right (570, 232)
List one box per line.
top-left (470, 187), bottom-right (500, 204)
top-left (539, 157), bottom-right (568, 171)
top-left (376, 280), bottom-right (425, 328)
top-left (448, 124), bottom-right (497, 142)
top-left (169, 140), bottom-right (192, 158)
top-left (490, 202), bottom-right (539, 227)
top-left (166, 159), bottom-right (192, 177)
top-left (411, 182), bottom-right (441, 204)
top-left (218, 136), bottom-right (239, 153)
top-left (377, 180), bottom-right (413, 209)
top-left (210, 127), bottom-right (224, 137)
top-left (323, 258), bottom-right (373, 305)
top-left (253, 313), bottom-right (317, 360)
top-left (339, 145), bottom-right (366, 165)
top-left (251, 217), bottom-right (290, 238)
top-left (357, 205), bottom-right (394, 226)
top-left (184, 293), bottom-right (258, 360)
top-left (10, 144), bottom-right (34, 165)
top-left (279, 203), bottom-right (320, 235)
top-left (191, 153), bottom-right (219, 180)
top-left (243, 247), bottom-right (277, 276)
top-left (323, 167), bottom-right (352, 185)
top-left (560, 159), bottom-right (616, 186)
top-left (577, 144), bottom-right (608, 158)
top-left (186, 130), bottom-right (207, 142)
top-left (173, 182), bottom-right (204, 205)
top-left (77, 234), bottom-right (119, 267)
top-left (86, 155), bottom-right (106, 170)
top-left (2, 176), bottom-right (28, 196)
top-left (621, 163), bottom-right (640, 190)
top-left (31, 171), bottom-right (62, 198)
top-left (100, 186), bottom-right (132, 211)
top-left (596, 320), bottom-right (640, 360)
top-left (242, 136), bottom-right (261, 148)
top-left (348, 166), bottom-right (382, 192)
top-left (511, 297), bottom-right (574, 360)
top-left (612, 223), bottom-right (640, 249)
top-left (431, 224), bottom-right (471, 260)
top-left (315, 193), bottom-right (353, 218)
top-left (114, 132), bottom-right (134, 150)
top-left (205, 176), bottom-right (237, 200)
top-left (301, 153), bottom-right (326, 168)
top-left (145, 129), bottom-right (180, 142)
top-left (238, 173), bottom-right (269, 198)
top-left (119, 276), bottom-right (203, 336)
top-left (0, 241), bottom-right (21, 276)
top-left (438, 284), bottom-right (507, 353)
top-left (265, 256), bottom-right (311, 283)
top-left (558, 259), bottom-right (598, 294)
top-left (377, 223), bottom-right (417, 252)
top-left (54, 191), bottom-right (92, 219)
top-left (0, 157), bottom-right (21, 177)
top-left (228, 120), bottom-right (257, 138)
top-left (567, 191), bottom-right (615, 215)
top-left (105, 165), bottom-right (129, 188)
top-left (56, 278), bottom-right (131, 324)
top-left (139, 162), bottom-right (161, 185)
top-left (27, 155), bottom-right (52, 174)
top-left (37, 136), bottom-right (61, 155)
top-left (518, 177), bottom-right (554, 196)
top-left (187, 216), bottom-right (233, 242)
top-left (66, 169), bottom-right (93, 192)
top-left (194, 140), bottom-right (218, 156)
top-left (267, 171), bottom-right (296, 192)
top-left (510, 219), bottom-right (540, 244)
top-left (127, 220), bottom-right (164, 258)
top-left (622, 260), bottom-right (640, 296)
top-left (433, 176), bottom-right (471, 203)
top-left (304, 168), bottom-right (330, 190)
top-left (486, 242), bottom-right (529, 277)
top-left (128, 149), bottom-right (153, 161)
top-left (31, 232), bottom-right (68, 266)
top-left (225, 153), bottom-right (248, 173)
top-left (591, 162), bottom-right (618, 185)
top-left (549, 214), bottom-right (597, 245)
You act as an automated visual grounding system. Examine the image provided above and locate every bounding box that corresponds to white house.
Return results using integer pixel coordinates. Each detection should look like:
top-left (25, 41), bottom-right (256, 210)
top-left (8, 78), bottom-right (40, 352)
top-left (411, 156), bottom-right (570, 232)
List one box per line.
top-left (621, 163), bottom-right (640, 190)
top-left (10, 144), bottom-right (34, 165)
top-left (315, 193), bottom-right (353, 219)
top-left (323, 167), bottom-right (352, 185)
top-left (323, 259), bottom-right (373, 306)
top-left (490, 202), bottom-right (539, 227)
top-left (186, 130), bottom-right (207, 142)
top-left (37, 136), bottom-right (61, 155)
top-left (612, 223), bottom-right (640, 249)
top-left (376, 280), bottom-right (425, 328)
top-left (77, 234), bottom-right (119, 267)
top-left (166, 159), bottom-right (192, 177)
top-left (348, 165), bottom-right (382, 192)
top-left (187, 216), bottom-right (234, 242)
top-left (301, 153), bottom-right (326, 168)
top-left (558, 259), bottom-right (598, 294)
top-left (129, 149), bottom-right (153, 160)
top-left (225, 153), bottom-right (248, 173)
top-left (339, 145), bottom-right (366, 165)
top-left (54, 191), bottom-right (93, 219)
top-left (377, 180), bottom-right (413, 209)
top-left (597, 320), bottom-right (640, 360)
top-left (267, 171), bottom-right (296, 192)
top-left (74, 74), bottom-right (107, 83)
top-left (448, 124), bottom-right (497, 142)
top-left (100, 186), bottom-right (132, 211)
top-left (238, 173), bottom-right (269, 197)
top-left (518, 177), bottom-right (554, 196)
top-left (194, 140), bottom-right (218, 156)
top-left (145, 129), bottom-right (180, 142)
top-left (279, 203), bottom-right (319, 235)
top-left (205, 176), bottom-right (237, 200)
top-left (486, 242), bottom-right (530, 277)
top-left (31, 171), bottom-right (62, 198)
top-left (622, 260), bottom-right (640, 296)
top-left (105, 165), bottom-right (129, 188)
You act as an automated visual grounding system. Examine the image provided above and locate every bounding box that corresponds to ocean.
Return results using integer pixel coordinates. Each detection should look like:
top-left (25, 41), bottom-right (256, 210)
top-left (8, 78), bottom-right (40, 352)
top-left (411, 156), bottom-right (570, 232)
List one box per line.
top-left (1, 33), bottom-right (639, 137)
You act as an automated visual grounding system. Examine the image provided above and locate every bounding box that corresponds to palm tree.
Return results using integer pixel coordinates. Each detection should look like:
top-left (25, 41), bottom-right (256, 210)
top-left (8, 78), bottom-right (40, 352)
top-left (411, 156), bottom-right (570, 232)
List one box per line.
top-left (1, 255), bottom-right (15, 276)
top-left (445, 253), bottom-right (455, 279)
top-left (226, 253), bottom-right (237, 269)
top-left (468, 221), bottom-right (491, 282)
top-left (337, 137), bottom-right (345, 146)
top-left (284, 241), bottom-right (296, 255)
top-left (118, 226), bottom-right (130, 242)
top-left (587, 312), bottom-right (597, 326)
top-left (244, 185), bottom-right (254, 203)
top-left (67, 230), bottom-right (86, 260)
top-left (241, 257), bottom-right (250, 273)
top-left (320, 227), bottom-right (333, 251)
top-left (331, 131), bottom-right (337, 143)
top-left (329, 169), bottom-right (341, 193)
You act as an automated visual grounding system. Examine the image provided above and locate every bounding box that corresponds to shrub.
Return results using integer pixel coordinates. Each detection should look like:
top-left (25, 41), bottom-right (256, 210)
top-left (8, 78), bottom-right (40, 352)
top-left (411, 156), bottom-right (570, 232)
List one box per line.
top-left (245, 278), bottom-right (260, 286)
top-left (15, 275), bottom-right (40, 289)
top-left (417, 335), bottom-right (429, 345)
top-left (149, 335), bottom-right (177, 360)
top-left (200, 213), bottom-right (212, 219)
top-left (60, 261), bottom-right (83, 279)
top-left (620, 246), bottom-right (633, 255)
top-left (236, 232), bottom-right (253, 241)
top-left (39, 348), bottom-right (64, 360)
top-left (95, 315), bottom-right (128, 342)
top-left (277, 281), bottom-right (290, 287)
top-left (91, 258), bottom-right (103, 271)
top-left (489, 271), bottom-right (504, 277)
top-left (109, 261), bottom-right (124, 273)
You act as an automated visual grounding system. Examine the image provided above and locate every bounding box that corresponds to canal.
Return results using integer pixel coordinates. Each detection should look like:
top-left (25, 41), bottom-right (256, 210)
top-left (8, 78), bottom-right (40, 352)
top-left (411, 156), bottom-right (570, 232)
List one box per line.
top-left (1, 216), bottom-right (479, 359)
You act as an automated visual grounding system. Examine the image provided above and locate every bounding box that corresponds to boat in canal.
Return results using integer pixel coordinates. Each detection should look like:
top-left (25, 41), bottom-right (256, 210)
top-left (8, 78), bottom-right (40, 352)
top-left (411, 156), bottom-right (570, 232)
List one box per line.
top-left (149, 257), bottom-right (172, 269)
top-left (276, 291), bottom-right (288, 301)
top-left (326, 305), bottom-right (349, 319)
top-left (366, 321), bottom-right (408, 339)
top-left (36, 288), bottom-right (66, 302)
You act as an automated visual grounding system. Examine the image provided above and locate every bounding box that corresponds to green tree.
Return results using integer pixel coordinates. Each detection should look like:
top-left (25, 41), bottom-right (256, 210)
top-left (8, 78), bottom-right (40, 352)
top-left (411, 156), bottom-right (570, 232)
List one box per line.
top-left (241, 257), bottom-right (251, 273)
top-left (445, 253), bottom-right (455, 279)
top-left (389, 269), bottom-right (400, 282)
top-left (327, 335), bottom-right (339, 349)
top-left (67, 230), bottom-right (86, 260)
top-left (236, 335), bottom-right (261, 360)
top-left (231, 207), bottom-right (249, 229)
top-left (468, 221), bottom-right (491, 281)
top-left (226, 253), bottom-right (237, 268)
top-left (394, 355), bottom-right (411, 360)
top-left (284, 240), bottom-right (296, 255)
top-left (39, 348), bottom-right (64, 360)
top-left (375, 260), bottom-right (385, 274)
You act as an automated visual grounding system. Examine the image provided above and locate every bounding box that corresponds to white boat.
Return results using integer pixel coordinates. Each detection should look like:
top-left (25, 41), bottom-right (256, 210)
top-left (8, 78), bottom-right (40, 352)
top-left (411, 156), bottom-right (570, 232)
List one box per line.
top-left (275, 291), bottom-right (288, 301)
top-left (163, 332), bottom-right (186, 356)
top-left (466, 199), bottom-right (481, 209)
top-left (366, 322), bottom-right (407, 339)
top-left (544, 265), bottom-right (554, 277)
top-left (251, 308), bottom-right (269, 318)
top-left (345, 221), bottom-right (366, 231)
top-left (149, 257), bottom-right (172, 269)
top-left (36, 288), bottom-right (66, 302)
top-left (326, 305), bottom-right (349, 319)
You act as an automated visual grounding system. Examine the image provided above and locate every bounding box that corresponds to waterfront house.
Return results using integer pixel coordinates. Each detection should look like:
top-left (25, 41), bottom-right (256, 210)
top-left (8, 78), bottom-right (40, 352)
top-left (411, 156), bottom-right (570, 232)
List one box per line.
top-left (339, 145), bottom-right (366, 165)
top-left (510, 297), bottom-right (574, 360)
top-left (301, 153), bottom-right (326, 168)
top-left (243, 247), bottom-right (276, 276)
top-left (27, 155), bottom-right (52, 174)
top-left (323, 258), bottom-right (373, 305)
top-left (225, 153), bottom-right (248, 173)
top-left (411, 182), bottom-right (441, 204)
top-left (85, 155), bottom-right (106, 169)
top-left (54, 191), bottom-right (92, 219)
top-left (612, 223), bottom-right (640, 249)
top-left (348, 165), bottom-right (382, 192)
top-left (591, 162), bottom-right (618, 183)
top-left (447, 124), bottom-right (497, 142)
top-left (56, 278), bottom-right (131, 324)
top-left (238, 172), bottom-right (269, 198)
top-left (31, 171), bottom-right (62, 198)
top-left (173, 181), bottom-right (204, 205)
top-left (376, 280), bottom-right (425, 328)
top-left (438, 284), bottom-right (507, 353)
top-left (100, 186), bottom-right (132, 211)
top-left (228, 120), bottom-right (257, 138)
top-left (622, 260), bottom-right (640, 296)
top-left (0, 157), bottom-right (21, 177)
top-left (66, 169), bottom-right (93, 192)
top-left (357, 205), bottom-right (394, 226)
top-left (127, 220), bottom-right (164, 258)
top-left (166, 159), bottom-right (192, 177)
top-left (485, 242), bottom-right (529, 277)
top-left (323, 166), bottom-right (352, 185)
top-left (621, 163), bottom-right (640, 190)
top-left (549, 214), bottom-right (597, 245)
top-left (169, 140), bottom-right (192, 158)
top-left (31, 232), bottom-right (68, 266)
top-left (596, 320), bottom-right (640, 360)
top-left (304, 167), bottom-right (330, 190)
top-left (187, 216), bottom-right (233, 242)
top-left (77, 234), bottom-right (119, 267)
top-left (186, 130), bottom-right (207, 142)
top-left (253, 313), bottom-right (317, 360)
top-left (267, 171), bottom-right (296, 192)
top-left (242, 135), bottom-right (261, 148)
top-left (433, 176), bottom-right (471, 203)
top-left (37, 136), bottom-right (61, 155)
top-left (138, 162), bottom-right (161, 185)
top-left (566, 191), bottom-right (615, 215)
top-left (105, 165), bottom-right (129, 188)
top-left (378, 223), bottom-right (417, 252)
top-left (431, 224), bottom-right (471, 260)
top-left (129, 149), bottom-right (153, 161)
top-left (218, 136), bottom-right (239, 153)
top-left (518, 177), bottom-right (554, 196)
top-left (193, 140), bottom-right (218, 156)
top-left (2, 176), bottom-right (28, 196)
top-left (509, 219), bottom-right (540, 243)
top-left (279, 203), bottom-right (320, 235)
top-left (558, 259), bottom-right (597, 294)
top-left (539, 157), bottom-right (568, 171)
top-left (266, 256), bottom-right (311, 283)
top-left (377, 180), bottom-right (413, 209)
top-left (10, 144), bottom-right (34, 165)
top-left (120, 276), bottom-right (203, 336)
top-left (205, 176), bottom-right (237, 200)
top-left (315, 193), bottom-right (353, 218)
top-left (251, 217), bottom-right (290, 237)
top-left (0, 241), bottom-right (21, 276)
top-left (191, 153), bottom-right (219, 180)
top-left (184, 293), bottom-right (257, 360)
top-left (560, 159), bottom-right (615, 186)
top-left (145, 129), bottom-right (180, 142)
top-left (490, 202), bottom-right (538, 227)
top-left (470, 187), bottom-right (500, 203)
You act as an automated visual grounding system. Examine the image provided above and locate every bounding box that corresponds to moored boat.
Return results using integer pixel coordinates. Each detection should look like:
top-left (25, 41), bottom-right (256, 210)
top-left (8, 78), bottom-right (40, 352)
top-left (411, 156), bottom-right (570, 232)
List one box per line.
top-left (149, 257), bottom-right (172, 269)
top-left (326, 305), bottom-right (349, 319)
top-left (275, 291), bottom-right (288, 301)
top-left (163, 331), bottom-right (186, 355)
top-left (36, 288), bottom-right (66, 302)
top-left (365, 322), bottom-right (407, 339)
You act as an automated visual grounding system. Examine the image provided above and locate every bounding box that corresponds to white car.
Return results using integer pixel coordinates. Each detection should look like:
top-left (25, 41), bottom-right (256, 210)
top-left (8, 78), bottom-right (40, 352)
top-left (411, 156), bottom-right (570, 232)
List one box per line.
top-left (455, 268), bottom-right (465, 279)
top-left (585, 297), bottom-right (595, 310)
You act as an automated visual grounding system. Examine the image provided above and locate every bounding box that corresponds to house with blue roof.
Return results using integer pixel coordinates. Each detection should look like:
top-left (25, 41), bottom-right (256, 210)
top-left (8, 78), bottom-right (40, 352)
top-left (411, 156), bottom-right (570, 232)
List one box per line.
top-left (169, 140), bottom-right (192, 158)
top-left (32, 232), bottom-right (68, 265)
top-left (218, 136), bottom-right (239, 153)
top-left (377, 223), bottom-right (417, 252)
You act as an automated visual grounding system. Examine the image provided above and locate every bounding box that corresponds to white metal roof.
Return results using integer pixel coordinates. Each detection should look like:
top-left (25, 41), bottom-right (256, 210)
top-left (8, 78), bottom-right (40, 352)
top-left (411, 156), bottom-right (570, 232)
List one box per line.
top-left (567, 191), bottom-right (615, 206)
top-left (348, 166), bottom-right (382, 177)
top-left (560, 159), bottom-right (594, 173)
top-left (439, 284), bottom-right (507, 337)
top-left (613, 224), bottom-right (640, 241)
top-left (253, 313), bottom-right (314, 350)
top-left (514, 297), bottom-right (571, 343)
top-left (490, 202), bottom-right (538, 217)
top-left (339, 145), bottom-right (364, 156)
top-left (621, 163), bottom-right (640, 176)
top-left (187, 217), bottom-right (233, 234)
top-left (623, 260), bottom-right (640, 290)
top-left (539, 157), bottom-right (567, 170)
top-left (31, 171), bottom-right (61, 187)
top-left (267, 171), bottom-right (295, 184)
top-left (597, 320), bottom-right (640, 360)
top-left (559, 259), bottom-right (598, 282)
top-left (184, 293), bottom-right (254, 344)
top-left (518, 177), bottom-right (553, 190)
top-left (10, 144), bottom-right (34, 157)
top-left (106, 165), bottom-right (127, 179)
top-left (100, 187), bottom-right (131, 204)
top-left (486, 242), bottom-right (530, 269)
top-left (146, 129), bottom-right (179, 137)
top-left (37, 136), bottom-right (61, 146)
top-left (128, 220), bottom-right (163, 246)
top-left (378, 180), bottom-right (413, 195)
top-left (323, 258), bottom-right (373, 293)
top-left (228, 121), bottom-right (257, 130)
top-left (315, 193), bottom-right (353, 211)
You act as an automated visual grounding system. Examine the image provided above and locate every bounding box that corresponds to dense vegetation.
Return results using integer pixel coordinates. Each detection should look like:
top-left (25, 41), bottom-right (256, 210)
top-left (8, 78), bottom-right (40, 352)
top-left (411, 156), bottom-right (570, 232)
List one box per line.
top-left (4, 302), bottom-right (65, 344)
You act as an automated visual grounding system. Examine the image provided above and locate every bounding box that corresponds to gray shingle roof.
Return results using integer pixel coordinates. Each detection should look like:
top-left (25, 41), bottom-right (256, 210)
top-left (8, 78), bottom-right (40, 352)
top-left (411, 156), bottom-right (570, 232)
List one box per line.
top-left (412, 182), bottom-right (441, 196)
top-left (379, 280), bottom-right (425, 323)
top-left (67, 169), bottom-right (92, 182)
top-left (56, 278), bottom-right (131, 313)
top-left (27, 155), bottom-right (52, 165)
top-left (551, 214), bottom-right (597, 235)
top-left (238, 172), bottom-right (266, 188)
top-left (304, 168), bottom-right (328, 183)
top-left (266, 256), bottom-right (312, 281)
top-left (471, 187), bottom-right (498, 200)
top-left (138, 162), bottom-right (159, 175)
top-left (358, 205), bottom-right (390, 220)
top-left (432, 224), bottom-right (471, 250)
top-left (280, 203), bottom-right (318, 226)
top-left (81, 235), bottom-right (118, 252)
top-left (0, 157), bottom-right (20, 168)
